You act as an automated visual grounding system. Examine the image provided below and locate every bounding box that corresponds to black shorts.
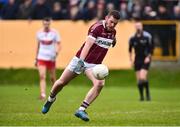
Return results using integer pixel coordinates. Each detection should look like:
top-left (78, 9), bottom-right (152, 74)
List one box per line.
top-left (134, 62), bottom-right (150, 71)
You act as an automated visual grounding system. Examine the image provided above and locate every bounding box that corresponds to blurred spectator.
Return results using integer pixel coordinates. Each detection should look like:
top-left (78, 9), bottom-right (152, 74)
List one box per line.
top-left (131, 2), bottom-right (143, 20)
top-left (106, 0), bottom-right (119, 9)
top-left (51, 1), bottom-right (67, 20)
top-left (142, 5), bottom-right (157, 20)
top-left (157, 4), bottom-right (171, 20)
top-left (82, 0), bottom-right (96, 21)
top-left (119, 2), bottom-right (129, 20)
top-left (1, 0), bottom-right (18, 19)
top-left (68, 0), bottom-right (82, 20)
top-left (106, 2), bottom-right (115, 14)
top-left (17, 0), bottom-right (33, 19)
top-left (31, 0), bottom-right (51, 19)
top-left (0, 0), bottom-right (180, 20)
top-left (96, 0), bottom-right (106, 20)
top-left (171, 5), bottom-right (180, 20)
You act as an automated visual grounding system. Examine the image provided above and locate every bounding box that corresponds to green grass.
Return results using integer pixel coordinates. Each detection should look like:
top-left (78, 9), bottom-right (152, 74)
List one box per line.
top-left (0, 85), bottom-right (180, 126)
top-left (0, 68), bottom-right (180, 88)
top-left (0, 68), bottom-right (180, 126)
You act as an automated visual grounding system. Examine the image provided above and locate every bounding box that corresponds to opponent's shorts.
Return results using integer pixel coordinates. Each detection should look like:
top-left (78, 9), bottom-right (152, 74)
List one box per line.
top-left (134, 61), bottom-right (150, 71)
top-left (67, 56), bottom-right (96, 74)
top-left (37, 59), bottom-right (55, 69)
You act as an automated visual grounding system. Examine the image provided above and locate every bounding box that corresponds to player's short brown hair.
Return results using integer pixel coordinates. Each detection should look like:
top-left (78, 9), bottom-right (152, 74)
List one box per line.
top-left (43, 17), bottom-right (51, 21)
top-left (108, 10), bottom-right (120, 20)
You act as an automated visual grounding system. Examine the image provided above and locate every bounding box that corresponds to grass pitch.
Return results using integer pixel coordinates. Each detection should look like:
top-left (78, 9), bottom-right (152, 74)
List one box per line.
top-left (0, 85), bottom-right (180, 126)
top-left (0, 68), bottom-right (180, 126)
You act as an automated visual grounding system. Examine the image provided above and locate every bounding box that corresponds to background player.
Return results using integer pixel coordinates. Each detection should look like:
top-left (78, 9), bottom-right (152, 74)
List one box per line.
top-left (35, 17), bottom-right (61, 100)
top-left (129, 21), bottom-right (154, 101)
top-left (41, 10), bottom-right (120, 121)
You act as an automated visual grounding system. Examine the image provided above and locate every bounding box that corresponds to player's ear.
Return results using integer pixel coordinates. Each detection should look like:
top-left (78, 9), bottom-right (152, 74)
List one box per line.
top-left (105, 16), bottom-right (108, 20)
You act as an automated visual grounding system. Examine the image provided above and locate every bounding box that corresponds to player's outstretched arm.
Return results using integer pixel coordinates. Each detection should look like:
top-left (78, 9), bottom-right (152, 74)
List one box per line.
top-left (55, 41), bottom-right (61, 57)
top-left (79, 37), bottom-right (95, 60)
top-left (35, 41), bottom-right (40, 66)
top-left (74, 37), bottom-right (95, 73)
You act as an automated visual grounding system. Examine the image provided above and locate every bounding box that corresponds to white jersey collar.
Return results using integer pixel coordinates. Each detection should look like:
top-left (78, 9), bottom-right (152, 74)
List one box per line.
top-left (102, 20), bottom-right (106, 29)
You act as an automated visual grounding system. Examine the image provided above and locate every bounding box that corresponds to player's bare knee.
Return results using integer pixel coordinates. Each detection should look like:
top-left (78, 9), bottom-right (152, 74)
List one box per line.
top-left (139, 74), bottom-right (146, 81)
top-left (40, 74), bottom-right (46, 80)
top-left (140, 76), bottom-right (147, 81)
top-left (95, 80), bottom-right (105, 88)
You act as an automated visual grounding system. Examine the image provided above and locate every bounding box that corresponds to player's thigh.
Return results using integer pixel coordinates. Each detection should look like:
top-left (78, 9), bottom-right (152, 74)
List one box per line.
top-left (139, 69), bottom-right (148, 80)
top-left (57, 67), bottom-right (78, 85)
top-left (48, 67), bottom-right (56, 78)
top-left (134, 63), bottom-right (141, 80)
top-left (135, 71), bottom-right (140, 81)
top-left (85, 69), bottom-right (105, 86)
top-left (38, 65), bottom-right (47, 79)
top-left (140, 62), bottom-right (150, 79)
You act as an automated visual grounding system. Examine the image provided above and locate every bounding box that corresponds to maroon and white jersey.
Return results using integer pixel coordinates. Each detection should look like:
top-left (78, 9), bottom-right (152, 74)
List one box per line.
top-left (76, 20), bottom-right (116, 64)
top-left (36, 28), bottom-right (60, 61)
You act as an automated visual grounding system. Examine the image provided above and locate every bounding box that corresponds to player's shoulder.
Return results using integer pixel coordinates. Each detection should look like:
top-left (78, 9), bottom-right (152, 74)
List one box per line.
top-left (37, 28), bottom-right (44, 34)
top-left (143, 31), bottom-right (152, 38)
top-left (50, 28), bottom-right (59, 34)
top-left (90, 20), bottom-right (104, 31)
top-left (50, 28), bottom-right (58, 32)
top-left (36, 29), bottom-right (44, 37)
top-left (129, 33), bottom-right (136, 40)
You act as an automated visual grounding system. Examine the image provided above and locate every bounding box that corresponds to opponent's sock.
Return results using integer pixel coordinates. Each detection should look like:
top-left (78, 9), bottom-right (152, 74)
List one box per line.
top-left (79, 101), bottom-right (90, 111)
top-left (144, 81), bottom-right (151, 101)
top-left (138, 80), bottom-right (144, 101)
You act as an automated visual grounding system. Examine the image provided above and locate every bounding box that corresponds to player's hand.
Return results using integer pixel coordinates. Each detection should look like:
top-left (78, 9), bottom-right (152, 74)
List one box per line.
top-left (34, 59), bottom-right (37, 67)
top-left (112, 38), bottom-right (116, 47)
top-left (130, 59), bottom-right (134, 67)
top-left (129, 56), bottom-right (134, 67)
top-left (54, 52), bottom-right (58, 60)
top-left (56, 51), bottom-right (58, 57)
top-left (74, 58), bottom-right (85, 74)
top-left (144, 56), bottom-right (150, 64)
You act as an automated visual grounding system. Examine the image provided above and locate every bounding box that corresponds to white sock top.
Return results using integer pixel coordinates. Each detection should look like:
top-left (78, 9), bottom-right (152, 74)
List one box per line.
top-left (48, 96), bottom-right (56, 102)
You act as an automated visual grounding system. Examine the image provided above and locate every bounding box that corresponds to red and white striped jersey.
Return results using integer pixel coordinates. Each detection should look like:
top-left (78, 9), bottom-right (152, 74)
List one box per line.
top-left (36, 28), bottom-right (60, 61)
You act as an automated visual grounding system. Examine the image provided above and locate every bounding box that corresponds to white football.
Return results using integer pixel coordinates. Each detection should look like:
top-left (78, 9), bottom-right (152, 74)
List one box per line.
top-left (92, 64), bottom-right (109, 80)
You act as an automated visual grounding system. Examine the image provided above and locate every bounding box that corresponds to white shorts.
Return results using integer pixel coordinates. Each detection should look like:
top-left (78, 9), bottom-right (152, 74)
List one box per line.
top-left (67, 56), bottom-right (97, 74)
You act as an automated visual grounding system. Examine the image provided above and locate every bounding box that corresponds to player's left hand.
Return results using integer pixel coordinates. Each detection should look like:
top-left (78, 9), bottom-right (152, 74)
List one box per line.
top-left (55, 52), bottom-right (58, 59)
top-left (112, 38), bottom-right (116, 47)
top-left (34, 59), bottom-right (37, 67)
top-left (144, 56), bottom-right (150, 64)
top-left (74, 58), bottom-right (85, 74)
top-left (56, 51), bottom-right (58, 57)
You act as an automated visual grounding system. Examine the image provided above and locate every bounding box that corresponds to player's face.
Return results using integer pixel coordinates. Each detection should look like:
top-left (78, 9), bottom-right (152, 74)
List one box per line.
top-left (135, 22), bottom-right (143, 33)
top-left (105, 15), bottom-right (118, 31)
top-left (43, 20), bottom-right (50, 29)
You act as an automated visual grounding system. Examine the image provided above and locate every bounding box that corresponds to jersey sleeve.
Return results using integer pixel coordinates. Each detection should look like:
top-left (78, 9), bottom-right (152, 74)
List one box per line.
top-left (87, 25), bottom-right (100, 40)
top-left (36, 32), bottom-right (40, 42)
top-left (146, 33), bottom-right (154, 55)
top-left (55, 31), bottom-right (61, 43)
top-left (149, 34), bottom-right (154, 54)
top-left (129, 37), bottom-right (133, 53)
